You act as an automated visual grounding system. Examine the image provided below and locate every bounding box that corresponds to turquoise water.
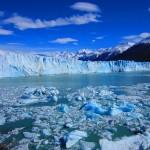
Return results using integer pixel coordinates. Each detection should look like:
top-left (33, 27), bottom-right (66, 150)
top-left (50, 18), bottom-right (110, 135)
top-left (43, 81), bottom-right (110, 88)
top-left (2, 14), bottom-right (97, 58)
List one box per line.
top-left (0, 72), bottom-right (150, 149)
top-left (0, 72), bottom-right (150, 88)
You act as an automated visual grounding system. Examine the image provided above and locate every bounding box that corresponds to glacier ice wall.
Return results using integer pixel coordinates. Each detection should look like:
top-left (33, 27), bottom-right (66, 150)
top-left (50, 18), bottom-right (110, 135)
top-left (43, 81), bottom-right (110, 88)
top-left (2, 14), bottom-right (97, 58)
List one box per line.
top-left (0, 51), bottom-right (150, 77)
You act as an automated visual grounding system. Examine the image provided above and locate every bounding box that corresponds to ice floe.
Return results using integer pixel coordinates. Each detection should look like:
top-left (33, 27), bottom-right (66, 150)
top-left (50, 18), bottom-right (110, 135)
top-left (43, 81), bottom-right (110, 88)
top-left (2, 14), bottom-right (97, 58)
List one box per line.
top-left (59, 130), bottom-right (87, 148)
top-left (20, 87), bottom-right (59, 104)
top-left (99, 132), bottom-right (150, 150)
top-left (0, 83), bottom-right (150, 149)
top-left (0, 115), bottom-right (6, 125)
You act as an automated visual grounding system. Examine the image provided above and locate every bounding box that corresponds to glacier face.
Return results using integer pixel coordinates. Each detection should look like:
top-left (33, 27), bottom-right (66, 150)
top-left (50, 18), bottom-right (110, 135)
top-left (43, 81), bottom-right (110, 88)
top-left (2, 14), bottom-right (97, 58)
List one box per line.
top-left (0, 51), bottom-right (150, 78)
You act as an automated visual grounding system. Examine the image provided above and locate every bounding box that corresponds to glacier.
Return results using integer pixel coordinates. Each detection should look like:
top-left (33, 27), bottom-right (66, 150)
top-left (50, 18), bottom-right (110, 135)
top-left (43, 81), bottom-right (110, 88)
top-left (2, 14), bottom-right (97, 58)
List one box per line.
top-left (0, 50), bottom-right (150, 78)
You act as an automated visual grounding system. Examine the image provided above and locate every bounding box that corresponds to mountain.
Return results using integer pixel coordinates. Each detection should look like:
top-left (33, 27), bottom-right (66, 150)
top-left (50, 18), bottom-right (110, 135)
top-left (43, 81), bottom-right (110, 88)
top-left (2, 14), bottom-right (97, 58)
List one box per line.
top-left (78, 37), bottom-right (150, 62)
top-left (112, 43), bottom-right (150, 61)
top-left (0, 37), bottom-right (150, 78)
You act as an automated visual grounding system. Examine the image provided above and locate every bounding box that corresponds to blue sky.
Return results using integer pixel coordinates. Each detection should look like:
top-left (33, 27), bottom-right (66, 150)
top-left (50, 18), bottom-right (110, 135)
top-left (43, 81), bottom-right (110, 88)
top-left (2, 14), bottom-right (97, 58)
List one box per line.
top-left (0, 0), bottom-right (150, 51)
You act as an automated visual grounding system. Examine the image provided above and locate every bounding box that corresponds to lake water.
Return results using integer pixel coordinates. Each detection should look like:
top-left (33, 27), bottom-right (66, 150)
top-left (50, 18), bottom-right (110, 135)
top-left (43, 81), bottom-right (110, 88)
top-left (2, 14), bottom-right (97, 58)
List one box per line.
top-left (0, 72), bottom-right (150, 149)
top-left (0, 72), bottom-right (150, 88)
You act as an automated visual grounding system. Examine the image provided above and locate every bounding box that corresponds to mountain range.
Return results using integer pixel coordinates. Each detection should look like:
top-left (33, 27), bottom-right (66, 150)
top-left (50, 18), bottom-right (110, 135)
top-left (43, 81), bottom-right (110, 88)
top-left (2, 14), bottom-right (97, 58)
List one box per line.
top-left (0, 36), bottom-right (150, 77)
top-left (78, 37), bottom-right (150, 62)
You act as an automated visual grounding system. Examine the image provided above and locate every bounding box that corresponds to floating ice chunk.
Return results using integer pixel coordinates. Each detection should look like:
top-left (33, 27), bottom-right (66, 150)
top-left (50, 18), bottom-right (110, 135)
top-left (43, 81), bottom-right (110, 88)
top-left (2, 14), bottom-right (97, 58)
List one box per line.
top-left (85, 112), bottom-right (99, 120)
top-left (52, 95), bottom-right (58, 102)
top-left (81, 102), bottom-right (108, 115)
top-left (0, 115), bottom-right (6, 125)
top-left (99, 132), bottom-right (150, 150)
top-left (46, 87), bottom-right (59, 102)
top-left (127, 112), bottom-right (143, 119)
top-left (42, 129), bottom-right (51, 136)
top-left (76, 96), bottom-right (83, 101)
top-left (20, 86), bottom-right (59, 104)
top-left (23, 87), bottom-right (37, 95)
top-left (60, 130), bottom-right (87, 148)
top-left (100, 89), bottom-right (113, 96)
top-left (80, 141), bottom-right (96, 150)
top-left (23, 132), bottom-right (40, 140)
top-left (21, 87), bottom-right (45, 99)
top-left (12, 143), bottom-right (29, 150)
top-left (49, 88), bottom-right (59, 95)
top-left (108, 102), bottom-right (135, 116)
top-left (43, 140), bottom-right (49, 145)
top-left (108, 105), bottom-right (123, 116)
top-left (20, 112), bottom-right (31, 118)
top-left (57, 104), bottom-right (69, 113)
top-left (119, 102), bottom-right (135, 112)
top-left (47, 95), bottom-right (58, 102)
top-left (21, 98), bottom-right (40, 104)
top-left (64, 123), bottom-right (73, 128)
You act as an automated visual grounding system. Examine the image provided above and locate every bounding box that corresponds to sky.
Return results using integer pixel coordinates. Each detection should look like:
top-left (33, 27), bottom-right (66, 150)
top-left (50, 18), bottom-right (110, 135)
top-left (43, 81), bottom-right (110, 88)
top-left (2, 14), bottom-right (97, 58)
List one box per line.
top-left (0, 0), bottom-right (150, 52)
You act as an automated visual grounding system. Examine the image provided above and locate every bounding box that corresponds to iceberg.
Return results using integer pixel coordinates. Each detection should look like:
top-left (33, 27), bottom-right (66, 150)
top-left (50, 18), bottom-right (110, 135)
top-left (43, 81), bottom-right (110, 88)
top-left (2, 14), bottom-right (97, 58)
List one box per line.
top-left (108, 102), bottom-right (135, 116)
top-left (82, 102), bottom-right (107, 115)
top-left (23, 132), bottom-right (40, 140)
top-left (108, 105), bottom-right (123, 116)
top-left (81, 102), bottom-right (136, 118)
top-left (11, 143), bottom-right (29, 150)
top-left (99, 132), bottom-right (150, 150)
top-left (119, 102), bottom-right (135, 112)
top-left (42, 129), bottom-right (51, 136)
top-left (57, 104), bottom-right (69, 113)
top-left (0, 50), bottom-right (150, 77)
top-left (59, 130), bottom-right (87, 148)
top-left (80, 102), bottom-right (108, 119)
top-left (0, 115), bottom-right (6, 125)
top-left (20, 87), bottom-right (59, 104)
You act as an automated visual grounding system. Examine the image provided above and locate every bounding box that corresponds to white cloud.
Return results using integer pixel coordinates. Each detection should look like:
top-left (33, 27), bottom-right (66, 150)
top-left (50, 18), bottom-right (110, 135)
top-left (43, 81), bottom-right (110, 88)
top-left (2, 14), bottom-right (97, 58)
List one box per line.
top-left (92, 36), bottom-right (104, 42)
top-left (50, 37), bottom-right (78, 44)
top-left (140, 32), bottom-right (150, 38)
top-left (7, 42), bottom-right (23, 45)
top-left (96, 36), bottom-right (104, 40)
top-left (4, 13), bottom-right (100, 30)
top-left (123, 32), bottom-right (150, 42)
top-left (123, 35), bottom-right (137, 40)
top-left (71, 2), bottom-right (100, 12)
top-left (0, 11), bottom-right (4, 17)
top-left (0, 28), bottom-right (13, 35)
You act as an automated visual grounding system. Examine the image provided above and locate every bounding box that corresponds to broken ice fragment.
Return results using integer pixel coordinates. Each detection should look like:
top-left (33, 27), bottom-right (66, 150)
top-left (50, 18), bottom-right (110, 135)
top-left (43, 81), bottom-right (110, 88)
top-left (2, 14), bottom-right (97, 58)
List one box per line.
top-left (80, 141), bottom-right (96, 150)
top-left (57, 104), bottom-right (69, 113)
top-left (119, 102), bottom-right (135, 112)
top-left (60, 130), bottom-right (87, 148)
top-left (0, 115), bottom-right (6, 125)
top-left (20, 86), bottom-right (59, 104)
top-left (23, 132), bottom-right (40, 140)
top-left (42, 129), bottom-right (51, 136)
top-left (108, 102), bottom-right (135, 116)
top-left (81, 102), bottom-right (108, 115)
top-left (107, 105), bottom-right (123, 116)
top-left (99, 132), bottom-right (150, 150)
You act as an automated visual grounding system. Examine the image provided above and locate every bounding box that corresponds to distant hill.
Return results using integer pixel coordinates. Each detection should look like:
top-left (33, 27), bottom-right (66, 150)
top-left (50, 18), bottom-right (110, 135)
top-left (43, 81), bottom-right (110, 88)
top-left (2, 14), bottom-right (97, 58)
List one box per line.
top-left (78, 39), bottom-right (150, 62)
top-left (111, 43), bottom-right (150, 62)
